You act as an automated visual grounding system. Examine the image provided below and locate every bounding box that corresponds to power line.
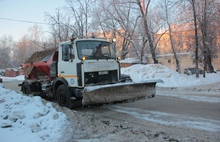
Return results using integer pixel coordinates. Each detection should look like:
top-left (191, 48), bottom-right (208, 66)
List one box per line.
top-left (0, 17), bottom-right (52, 25)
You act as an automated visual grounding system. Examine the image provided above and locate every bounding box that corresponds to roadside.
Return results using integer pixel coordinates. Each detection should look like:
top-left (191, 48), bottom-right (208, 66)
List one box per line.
top-left (178, 82), bottom-right (220, 92)
top-left (2, 78), bottom-right (220, 142)
top-left (52, 102), bottom-right (220, 142)
top-left (157, 81), bottom-right (220, 93)
top-left (45, 78), bottom-right (220, 142)
top-left (51, 82), bottom-right (220, 142)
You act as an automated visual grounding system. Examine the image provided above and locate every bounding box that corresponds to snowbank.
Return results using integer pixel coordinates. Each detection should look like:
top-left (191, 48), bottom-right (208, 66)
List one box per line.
top-left (2, 75), bottom-right (25, 82)
top-left (0, 84), bottom-right (71, 142)
top-left (121, 64), bottom-right (220, 87)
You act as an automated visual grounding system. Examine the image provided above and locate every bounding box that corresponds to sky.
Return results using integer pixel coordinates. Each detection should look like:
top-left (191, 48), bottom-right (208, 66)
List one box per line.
top-left (0, 0), bottom-right (66, 41)
top-left (0, 64), bottom-right (220, 142)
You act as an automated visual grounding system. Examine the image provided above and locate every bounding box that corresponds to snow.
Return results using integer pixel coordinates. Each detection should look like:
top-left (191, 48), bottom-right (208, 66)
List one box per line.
top-left (108, 106), bottom-right (220, 132)
top-left (157, 91), bottom-right (220, 103)
top-left (2, 75), bottom-right (25, 82)
top-left (119, 58), bottom-right (139, 63)
top-left (0, 64), bottom-right (220, 141)
top-left (121, 64), bottom-right (220, 87)
top-left (0, 84), bottom-right (72, 142)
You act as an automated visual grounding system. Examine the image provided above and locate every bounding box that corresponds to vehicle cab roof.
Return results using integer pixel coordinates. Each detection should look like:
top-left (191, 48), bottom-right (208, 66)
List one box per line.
top-left (59, 38), bottom-right (111, 45)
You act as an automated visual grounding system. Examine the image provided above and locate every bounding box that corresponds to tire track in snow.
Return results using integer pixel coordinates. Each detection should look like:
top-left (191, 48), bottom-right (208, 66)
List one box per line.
top-left (157, 90), bottom-right (220, 103)
top-left (107, 105), bottom-right (220, 132)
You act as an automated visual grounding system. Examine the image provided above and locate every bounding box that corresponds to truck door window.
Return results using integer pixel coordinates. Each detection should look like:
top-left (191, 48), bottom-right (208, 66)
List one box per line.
top-left (62, 44), bottom-right (72, 61)
top-left (70, 48), bottom-right (75, 59)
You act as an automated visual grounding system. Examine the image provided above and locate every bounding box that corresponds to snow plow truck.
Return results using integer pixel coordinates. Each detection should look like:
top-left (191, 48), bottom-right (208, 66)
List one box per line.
top-left (19, 35), bottom-right (157, 108)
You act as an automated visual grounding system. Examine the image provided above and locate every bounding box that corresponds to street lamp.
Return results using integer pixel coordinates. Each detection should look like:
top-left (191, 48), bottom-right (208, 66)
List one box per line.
top-left (112, 38), bottom-right (116, 43)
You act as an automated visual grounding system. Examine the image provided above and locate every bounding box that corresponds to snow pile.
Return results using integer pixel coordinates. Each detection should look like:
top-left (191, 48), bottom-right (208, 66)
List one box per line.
top-left (121, 64), bottom-right (220, 87)
top-left (0, 84), bottom-right (71, 142)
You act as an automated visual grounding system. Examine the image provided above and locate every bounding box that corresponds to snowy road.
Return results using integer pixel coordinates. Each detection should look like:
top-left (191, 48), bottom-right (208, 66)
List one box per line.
top-left (4, 81), bottom-right (220, 121)
top-left (117, 90), bottom-right (220, 121)
top-left (3, 81), bottom-right (220, 141)
top-left (111, 93), bottom-right (220, 131)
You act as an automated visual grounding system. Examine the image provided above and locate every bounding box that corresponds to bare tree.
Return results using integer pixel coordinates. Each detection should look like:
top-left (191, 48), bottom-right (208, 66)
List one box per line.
top-left (66, 0), bottom-right (95, 38)
top-left (197, 0), bottom-right (218, 75)
top-left (136, 0), bottom-right (158, 63)
top-left (45, 8), bottom-right (72, 46)
top-left (27, 24), bottom-right (46, 50)
top-left (13, 35), bottom-right (36, 66)
top-left (163, 0), bottom-right (180, 72)
top-left (0, 35), bottom-right (15, 68)
top-left (187, 0), bottom-right (200, 78)
top-left (109, 0), bottom-right (141, 60)
top-left (186, 0), bottom-right (220, 76)
top-left (92, 0), bottom-right (171, 63)
top-left (92, 0), bottom-right (141, 60)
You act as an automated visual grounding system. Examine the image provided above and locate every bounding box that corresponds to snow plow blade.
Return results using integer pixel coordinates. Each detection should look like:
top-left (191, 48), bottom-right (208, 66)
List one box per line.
top-left (82, 81), bottom-right (156, 105)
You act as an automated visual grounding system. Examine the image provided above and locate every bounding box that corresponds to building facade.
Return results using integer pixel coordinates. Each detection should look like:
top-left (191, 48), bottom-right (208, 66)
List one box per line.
top-left (154, 23), bottom-right (220, 72)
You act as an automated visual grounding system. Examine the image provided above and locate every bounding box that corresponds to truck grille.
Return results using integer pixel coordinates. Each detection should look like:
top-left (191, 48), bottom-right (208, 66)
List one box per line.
top-left (84, 70), bottom-right (118, 85)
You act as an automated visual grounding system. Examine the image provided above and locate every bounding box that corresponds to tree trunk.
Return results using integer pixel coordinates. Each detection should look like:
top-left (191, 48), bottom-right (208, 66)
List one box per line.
top-left (144, 20), bottom-right (158, 64)
top-left (200, 0), bottom-right (214, 77)
top-left (168, 24), bottom-right (180, 73)
top-left (136, 0), bottom-right (158, 64)
top-left (191, 0), bottom-right (199, 78)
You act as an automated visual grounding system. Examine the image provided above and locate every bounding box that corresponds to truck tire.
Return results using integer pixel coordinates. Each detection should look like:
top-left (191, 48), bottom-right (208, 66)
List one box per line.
top-left (22, 82), bottom-right (31, 95)
top-left (57, 85), bottom-right (70, 108)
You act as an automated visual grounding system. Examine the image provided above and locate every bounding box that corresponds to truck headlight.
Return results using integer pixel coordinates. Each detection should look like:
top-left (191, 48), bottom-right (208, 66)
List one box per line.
top-left (82, 56), bottom-right (86, 61)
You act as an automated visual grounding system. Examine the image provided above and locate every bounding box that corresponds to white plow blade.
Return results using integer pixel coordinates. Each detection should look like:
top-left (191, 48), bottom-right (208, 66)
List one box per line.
top-left (82, 81), bottom-right (156, 105)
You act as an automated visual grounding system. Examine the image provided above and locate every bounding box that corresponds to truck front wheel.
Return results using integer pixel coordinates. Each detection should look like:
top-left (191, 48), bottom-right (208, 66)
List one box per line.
top-left (57, 85), bottom-right (70, 107)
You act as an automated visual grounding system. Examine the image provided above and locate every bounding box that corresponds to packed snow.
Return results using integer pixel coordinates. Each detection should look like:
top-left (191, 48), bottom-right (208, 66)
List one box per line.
top-left (0, 64), bottom-right (220, 142)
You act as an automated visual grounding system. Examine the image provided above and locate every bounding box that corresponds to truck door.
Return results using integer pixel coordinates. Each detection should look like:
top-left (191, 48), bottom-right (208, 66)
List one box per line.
top-left (58, 43), bottom-right (78, 87)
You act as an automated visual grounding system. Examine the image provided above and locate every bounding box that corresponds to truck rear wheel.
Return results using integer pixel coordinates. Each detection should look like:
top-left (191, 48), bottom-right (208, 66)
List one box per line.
top-left (57, 85), bottom-right (70, 107)
top-left (22, 82), bottom-right (31, 95)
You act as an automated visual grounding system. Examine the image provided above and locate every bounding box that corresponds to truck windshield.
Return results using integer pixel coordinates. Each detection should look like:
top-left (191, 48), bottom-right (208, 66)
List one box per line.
top-left (76, 40), bottom-right (116, 60)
